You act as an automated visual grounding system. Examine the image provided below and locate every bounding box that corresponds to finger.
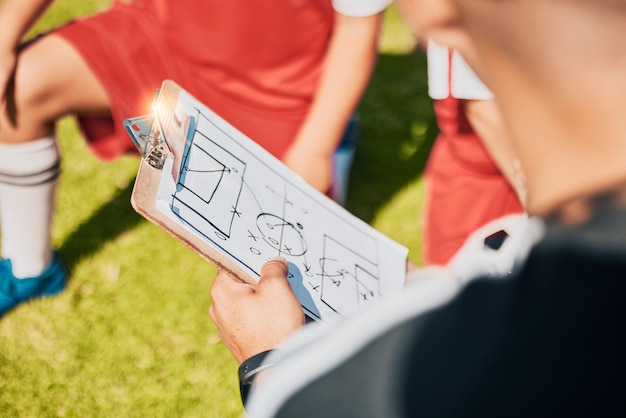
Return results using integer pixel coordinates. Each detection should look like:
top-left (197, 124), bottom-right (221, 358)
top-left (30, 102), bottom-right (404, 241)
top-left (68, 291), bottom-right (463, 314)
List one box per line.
top-left (262, 256), bottom-right (289, 276)
top-left (210, 270), bottom-right (253, 301)
top-left (259, 256), bottom-right (289, 280)
top-left (256, 257), bottom-right (291, 293)
top-left (208, 303), bottom-right (217, 322)
top-left (207, 303), bottom-right (229, 327)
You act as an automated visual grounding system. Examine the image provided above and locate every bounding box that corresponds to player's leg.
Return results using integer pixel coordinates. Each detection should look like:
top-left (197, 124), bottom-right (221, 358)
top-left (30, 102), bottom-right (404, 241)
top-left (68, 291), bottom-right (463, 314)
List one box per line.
top-left (0, 34), bottom-right (110, 316)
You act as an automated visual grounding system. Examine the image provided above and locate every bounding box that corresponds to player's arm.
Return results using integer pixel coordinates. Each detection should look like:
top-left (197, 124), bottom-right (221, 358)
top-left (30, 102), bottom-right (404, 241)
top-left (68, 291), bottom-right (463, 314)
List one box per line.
top-left (0, 0), bottom-right (53, 46)
top-left (282, 11), bottom-right (383, 193)
top-left (0, 0), bottom-right (55, 125)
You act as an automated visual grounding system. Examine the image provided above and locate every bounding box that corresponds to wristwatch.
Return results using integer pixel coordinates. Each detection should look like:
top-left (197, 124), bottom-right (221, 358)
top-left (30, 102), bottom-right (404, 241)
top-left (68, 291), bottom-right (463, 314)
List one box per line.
top-left (238, 349), bottom-right (275, 406)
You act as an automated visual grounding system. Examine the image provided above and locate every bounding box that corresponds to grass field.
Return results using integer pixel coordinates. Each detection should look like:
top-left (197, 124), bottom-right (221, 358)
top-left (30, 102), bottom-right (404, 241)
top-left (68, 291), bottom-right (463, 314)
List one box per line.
top-left (0, 3), bottom-right (436, 416)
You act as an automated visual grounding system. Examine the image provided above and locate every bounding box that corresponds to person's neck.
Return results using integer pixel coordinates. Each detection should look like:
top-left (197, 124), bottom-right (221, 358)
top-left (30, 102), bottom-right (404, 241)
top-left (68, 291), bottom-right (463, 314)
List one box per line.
top-left (545, 182), bottom-right (626, 226)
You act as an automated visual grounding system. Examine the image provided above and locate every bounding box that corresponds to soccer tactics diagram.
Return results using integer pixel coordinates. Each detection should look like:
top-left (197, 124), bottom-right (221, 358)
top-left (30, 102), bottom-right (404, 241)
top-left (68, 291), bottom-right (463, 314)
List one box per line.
top-left (151, 82), bottom-right (407, 321)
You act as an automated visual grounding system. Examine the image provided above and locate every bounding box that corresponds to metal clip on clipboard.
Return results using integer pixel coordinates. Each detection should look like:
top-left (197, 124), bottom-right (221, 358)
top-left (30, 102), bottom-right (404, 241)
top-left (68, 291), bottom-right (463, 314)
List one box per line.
top-left (124, 110), bottom-right (169, 169)
top-left (124, 84), bottom-right (195, 173)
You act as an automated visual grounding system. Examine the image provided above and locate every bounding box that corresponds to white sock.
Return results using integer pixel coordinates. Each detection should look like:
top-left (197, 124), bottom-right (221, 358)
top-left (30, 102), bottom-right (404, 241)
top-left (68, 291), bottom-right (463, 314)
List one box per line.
top-left (0, 136), bottom-right (60, 278)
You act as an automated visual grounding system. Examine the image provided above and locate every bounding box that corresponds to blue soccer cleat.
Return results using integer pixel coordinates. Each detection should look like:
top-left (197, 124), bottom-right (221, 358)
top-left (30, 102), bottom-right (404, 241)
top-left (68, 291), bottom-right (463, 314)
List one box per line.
top-left (0, 252), bottom-right (68, 317)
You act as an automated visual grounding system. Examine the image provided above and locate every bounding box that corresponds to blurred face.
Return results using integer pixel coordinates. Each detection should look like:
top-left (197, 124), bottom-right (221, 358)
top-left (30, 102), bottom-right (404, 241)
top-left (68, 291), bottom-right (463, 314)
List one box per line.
top-left (395, 0), bottom-right (484, 80)
top-left (399, 0), bottom-right (626, 214)
top-left (394, 0), bottom-right (459, 41)
top-left (393, 0), bottom-right (541, 209)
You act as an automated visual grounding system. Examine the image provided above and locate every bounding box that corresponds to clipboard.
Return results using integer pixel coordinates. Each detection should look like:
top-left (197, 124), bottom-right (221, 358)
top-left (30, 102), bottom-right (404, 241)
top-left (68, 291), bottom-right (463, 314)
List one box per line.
top-left (125, 80), bottom-right (408, 322)
top-left (131, 157), bottom-right (254, 283)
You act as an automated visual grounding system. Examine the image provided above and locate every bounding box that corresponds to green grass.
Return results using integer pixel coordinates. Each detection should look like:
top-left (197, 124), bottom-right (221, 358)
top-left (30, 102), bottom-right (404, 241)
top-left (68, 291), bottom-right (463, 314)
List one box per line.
top-left (0, 3), bottom-right (436, 417)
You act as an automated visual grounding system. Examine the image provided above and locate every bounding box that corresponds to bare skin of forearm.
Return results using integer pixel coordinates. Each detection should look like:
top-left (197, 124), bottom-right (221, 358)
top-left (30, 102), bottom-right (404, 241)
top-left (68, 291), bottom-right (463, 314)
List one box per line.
top-left (464, 99), bottom-right (527, 208)
top-left (283, 12), bottom-right (383, 192)
top-left (294, 12), bottom-right (382, 155)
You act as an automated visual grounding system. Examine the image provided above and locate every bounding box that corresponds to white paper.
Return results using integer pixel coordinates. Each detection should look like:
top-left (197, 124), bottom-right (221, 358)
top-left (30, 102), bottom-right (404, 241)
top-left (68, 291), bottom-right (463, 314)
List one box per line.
top-left (153, 81), bottom-right (408, 322)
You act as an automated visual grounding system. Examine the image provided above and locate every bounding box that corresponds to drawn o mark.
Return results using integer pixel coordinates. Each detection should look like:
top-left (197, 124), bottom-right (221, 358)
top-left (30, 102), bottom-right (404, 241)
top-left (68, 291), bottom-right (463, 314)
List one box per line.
top-left (304, 264), bottom-right (313, 277)
top-left (256, 213), bottom-right (307, 256)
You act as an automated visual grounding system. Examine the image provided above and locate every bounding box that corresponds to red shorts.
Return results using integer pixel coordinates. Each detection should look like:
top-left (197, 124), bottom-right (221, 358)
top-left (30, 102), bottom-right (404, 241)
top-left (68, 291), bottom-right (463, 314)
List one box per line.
top-left (423, 97), bottom-right (523, 265)
top-left (53, 1), bottom-right (331, 161)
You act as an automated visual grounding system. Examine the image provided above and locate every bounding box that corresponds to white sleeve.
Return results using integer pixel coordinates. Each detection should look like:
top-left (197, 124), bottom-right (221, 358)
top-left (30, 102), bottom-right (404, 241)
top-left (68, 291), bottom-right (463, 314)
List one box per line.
top-left (427, 40), bottom-right (451, 100)
top-left (450, 50), bottom-right (494, 100)
top-left (427, 39), bottom-right (494, 100)
top-left (332, 0), bottom-right (391, 16)
top-left (447, 213), bottom-right (543, 284)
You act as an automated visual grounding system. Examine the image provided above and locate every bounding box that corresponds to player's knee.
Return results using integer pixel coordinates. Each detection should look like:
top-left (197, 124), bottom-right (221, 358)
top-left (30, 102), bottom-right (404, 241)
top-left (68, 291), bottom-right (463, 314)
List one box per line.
top-left (14, 46), bottom-right (56, 112)
top-left (1, 45), bottom-right (65, 139)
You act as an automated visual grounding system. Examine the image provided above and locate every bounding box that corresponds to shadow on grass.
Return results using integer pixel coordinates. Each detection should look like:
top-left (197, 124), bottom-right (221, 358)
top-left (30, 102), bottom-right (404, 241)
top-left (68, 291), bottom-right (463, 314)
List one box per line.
top-left (346, 49), bottom-right (438, 222)
top-left (58, 180), bottom-right (143, 274)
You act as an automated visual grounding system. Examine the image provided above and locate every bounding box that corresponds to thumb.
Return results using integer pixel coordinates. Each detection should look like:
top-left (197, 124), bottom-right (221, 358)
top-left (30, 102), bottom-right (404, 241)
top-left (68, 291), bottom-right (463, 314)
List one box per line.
top-left (256, 257), bottom-right (291, 293)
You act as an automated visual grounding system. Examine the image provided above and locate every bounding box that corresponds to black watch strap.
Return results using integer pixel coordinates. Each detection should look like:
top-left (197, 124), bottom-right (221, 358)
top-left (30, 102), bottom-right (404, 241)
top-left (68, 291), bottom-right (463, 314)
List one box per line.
top-left (238, 349), bottom-right (275, 406)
